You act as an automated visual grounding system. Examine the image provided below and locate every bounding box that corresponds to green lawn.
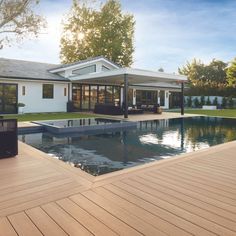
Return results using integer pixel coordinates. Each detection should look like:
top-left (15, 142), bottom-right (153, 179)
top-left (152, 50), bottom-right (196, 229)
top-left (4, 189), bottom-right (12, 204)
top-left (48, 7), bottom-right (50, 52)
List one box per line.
top-left (2, 112), bottom-right (97, 122)
top-left (184, 109), bottom-right (236, 117)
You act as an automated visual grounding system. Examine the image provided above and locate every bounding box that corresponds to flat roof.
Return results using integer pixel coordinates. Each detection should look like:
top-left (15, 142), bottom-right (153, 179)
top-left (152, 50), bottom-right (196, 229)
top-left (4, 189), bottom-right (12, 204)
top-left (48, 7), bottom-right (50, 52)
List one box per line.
top-left (69, 67), bottom-right (187, 85)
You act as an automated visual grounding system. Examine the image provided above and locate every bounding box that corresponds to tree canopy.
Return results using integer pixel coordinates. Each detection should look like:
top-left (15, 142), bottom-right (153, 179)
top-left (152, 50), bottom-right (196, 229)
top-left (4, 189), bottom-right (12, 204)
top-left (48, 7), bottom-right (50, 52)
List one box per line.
top-left (0, 0), bottom-right (45, 49)
top-left (60, 0), bottom-right (135, 67)
top-left (226, 58), bottom-right (236, 88)
top-left (178, 58), bottom-right (227, 88)
top-left (178, 58), bottom-right (236, 96)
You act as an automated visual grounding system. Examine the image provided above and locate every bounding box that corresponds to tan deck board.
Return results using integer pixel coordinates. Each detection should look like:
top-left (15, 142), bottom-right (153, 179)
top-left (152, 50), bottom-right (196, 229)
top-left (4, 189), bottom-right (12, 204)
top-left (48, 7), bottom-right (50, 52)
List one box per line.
top-left (150, 171), bottom-right (236, 202)
top-left (1, 139), bottom-right (236, 235)
top-left (70, 194), bottom-right (142, 236)
top-left (8, 212), bottom-right (43, 236)
top-left (135, 174), bottom-right (236, 220)
top-left (146, 171), bottom-right (236, 206)
top-left (42, 202), bottom-right (92, 236)
top-left (162, 166), bottom-right (236, 194)
top-left (115, 180), bottom-right (233, 236)
top-left (125, 176), bottom-right (236, 231)
top-left (0, 217), bottom-right (17, 236)
top-left (57, 198), bottom-right (118, 236)
top-left (25, 207), bottom-right (67, 236)
top-left (82, 190), bottom-right (166, 236)
top-left (93, 186), bottom-right (191, 236)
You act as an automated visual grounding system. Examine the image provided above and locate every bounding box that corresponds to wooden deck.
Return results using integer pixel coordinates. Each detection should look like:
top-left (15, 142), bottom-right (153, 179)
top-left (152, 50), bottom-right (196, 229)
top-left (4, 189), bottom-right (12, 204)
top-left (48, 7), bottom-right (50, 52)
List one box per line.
top-left (1, 140), bottom-right (236, 236)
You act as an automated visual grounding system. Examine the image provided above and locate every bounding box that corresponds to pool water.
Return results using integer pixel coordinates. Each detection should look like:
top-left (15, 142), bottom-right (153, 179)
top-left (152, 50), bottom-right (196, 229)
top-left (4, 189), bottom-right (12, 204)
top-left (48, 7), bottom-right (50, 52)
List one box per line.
top-left (18, 117), bottom-right (236, 176)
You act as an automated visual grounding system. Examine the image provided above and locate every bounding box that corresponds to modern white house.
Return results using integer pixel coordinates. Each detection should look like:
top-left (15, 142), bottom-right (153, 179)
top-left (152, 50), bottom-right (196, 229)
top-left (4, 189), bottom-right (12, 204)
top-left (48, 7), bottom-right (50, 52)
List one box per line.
top-left (0, 56), bottom-right (187, 117)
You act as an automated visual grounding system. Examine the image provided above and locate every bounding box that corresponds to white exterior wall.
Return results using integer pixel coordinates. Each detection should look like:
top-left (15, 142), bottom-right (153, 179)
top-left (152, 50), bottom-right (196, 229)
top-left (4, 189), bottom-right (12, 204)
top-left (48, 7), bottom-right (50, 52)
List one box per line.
top-left (0, 79), bottom-right (69, 113)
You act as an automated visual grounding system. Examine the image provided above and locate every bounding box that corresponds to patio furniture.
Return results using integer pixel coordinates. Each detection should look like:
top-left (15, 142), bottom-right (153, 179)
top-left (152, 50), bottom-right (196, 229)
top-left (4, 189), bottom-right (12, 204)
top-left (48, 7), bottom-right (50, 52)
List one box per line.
top-left (94, 103), bottom-right (123, 115)
top-left (0, 119), bottom-right (18, 158)
top-left (154, 104), bottom-right (162, 114)
top-left (140, 104), bottom-right (155, 112)
top-left (128, 108), bottom-right (144, 114)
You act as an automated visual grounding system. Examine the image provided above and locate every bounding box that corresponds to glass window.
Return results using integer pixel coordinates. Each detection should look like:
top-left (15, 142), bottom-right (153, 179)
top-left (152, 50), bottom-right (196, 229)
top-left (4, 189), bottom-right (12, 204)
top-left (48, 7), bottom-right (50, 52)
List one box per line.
top-left (64, 87), bottom-right (67, 96)
top-left (114, 86), bottom-right (120, 106)
top-left (0, 83), bottom-right (17, 114)
top-left (136, 90), bottom-right (142, 106)
top-left (128, 89), bottom-right (133, 106)
top-left (42, 84), bottom-right (54, 99)
top-left (90, 86), bottom-right (98, 109)
top-left (136, 90), bottom-right (157, 105)
top-left (160, 91), bottom-right (165, 106)
top-left (22, 86), bottom-right (26, 96)
top-left (98, 86), bottom-right (105, 103)
top-left (72, 84), bottom-right (81, 110)
top-left (81, 85), bottom-right (90, 109)
top-left (106, 86), bottom-right (113, 104)
top-left (72, 65), bottom-right (96, 75)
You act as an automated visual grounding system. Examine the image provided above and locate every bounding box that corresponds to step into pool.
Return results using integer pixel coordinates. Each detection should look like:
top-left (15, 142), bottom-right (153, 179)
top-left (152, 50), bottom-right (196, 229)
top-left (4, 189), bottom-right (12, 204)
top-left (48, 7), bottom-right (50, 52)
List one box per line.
top-left (33, 118), bottom-right (137, 134)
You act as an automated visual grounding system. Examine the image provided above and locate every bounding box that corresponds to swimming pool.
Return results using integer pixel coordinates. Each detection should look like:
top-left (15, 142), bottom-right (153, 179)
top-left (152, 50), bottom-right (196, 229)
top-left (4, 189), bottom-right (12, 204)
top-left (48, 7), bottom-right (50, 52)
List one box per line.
top-left (18, 116), bottom-right (236, 176)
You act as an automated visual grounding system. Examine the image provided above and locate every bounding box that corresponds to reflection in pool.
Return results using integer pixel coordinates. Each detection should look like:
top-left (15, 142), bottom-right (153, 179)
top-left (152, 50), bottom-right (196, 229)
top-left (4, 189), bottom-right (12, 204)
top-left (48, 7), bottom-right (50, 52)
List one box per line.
top-left (18, 117), bottom-right (236, 176)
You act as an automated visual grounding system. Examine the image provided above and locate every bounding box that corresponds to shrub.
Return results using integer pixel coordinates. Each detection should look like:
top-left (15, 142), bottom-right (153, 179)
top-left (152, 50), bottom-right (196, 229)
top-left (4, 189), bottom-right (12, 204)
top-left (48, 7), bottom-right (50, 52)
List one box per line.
top-left (187, 96), bottom-right (192, 108)
top-left (222, 97), bottom-right (227, 108)
top-left (213, 97), bottom-right (218, 106)
top-left (228, 97), bottom-right (234, 108)
top-left (200, 96), bottom-right (205, 106)
top-left (17, 103), bottom-right (25, 107)
top-left (206, 96), bottom-right (211, 105)
top-left (194, 97), bottom-right (200, 108)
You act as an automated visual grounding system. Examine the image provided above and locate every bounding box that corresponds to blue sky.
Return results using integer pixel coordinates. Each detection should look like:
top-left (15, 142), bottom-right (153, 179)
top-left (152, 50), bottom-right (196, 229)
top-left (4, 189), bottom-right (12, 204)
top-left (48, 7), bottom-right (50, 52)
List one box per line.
top-left (1, 0), bottom-right (236, 72)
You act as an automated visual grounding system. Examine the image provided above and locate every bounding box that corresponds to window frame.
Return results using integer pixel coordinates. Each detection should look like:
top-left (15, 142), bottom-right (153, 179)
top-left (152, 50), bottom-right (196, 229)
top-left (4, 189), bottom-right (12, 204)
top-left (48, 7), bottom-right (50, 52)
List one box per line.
top-left (42, 84), bottom-right (54, 99)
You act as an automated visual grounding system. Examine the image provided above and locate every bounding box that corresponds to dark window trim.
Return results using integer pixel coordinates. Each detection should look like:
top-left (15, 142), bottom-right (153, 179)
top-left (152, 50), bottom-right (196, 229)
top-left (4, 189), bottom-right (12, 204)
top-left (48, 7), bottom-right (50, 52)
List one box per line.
top-left (102, 65), bottom-right (110, 71)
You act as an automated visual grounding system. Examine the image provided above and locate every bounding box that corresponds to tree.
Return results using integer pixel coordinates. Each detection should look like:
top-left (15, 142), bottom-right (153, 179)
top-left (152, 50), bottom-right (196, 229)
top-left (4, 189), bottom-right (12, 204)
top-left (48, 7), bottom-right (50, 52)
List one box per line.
top-left (0, 0), bottom-right (45, 49)
top-left (178, 58), bottom-right (205, 87)
top-left (158, 67), bottom-right (164, 72)
top-left (60, 0), bottom-right (135, 67)
top-left (227, 58), bottom-right (236, 87)
top-left (205, 59), bottom-right (227, 87)
top-left (179, 59), bottom-right (227, 88)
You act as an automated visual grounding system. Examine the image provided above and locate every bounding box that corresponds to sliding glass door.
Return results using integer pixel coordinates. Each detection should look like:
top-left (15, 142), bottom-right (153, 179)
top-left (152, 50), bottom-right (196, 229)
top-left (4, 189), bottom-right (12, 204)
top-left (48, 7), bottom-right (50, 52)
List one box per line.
top-left (0, 83), bottom-right (18, 114)
top-left (72, 83), bottom-right (121, 111)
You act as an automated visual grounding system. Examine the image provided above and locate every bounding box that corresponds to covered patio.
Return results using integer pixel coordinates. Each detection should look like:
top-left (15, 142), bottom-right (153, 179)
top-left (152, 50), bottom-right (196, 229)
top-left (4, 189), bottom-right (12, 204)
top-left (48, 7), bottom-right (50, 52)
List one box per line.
top-left (70, 68), bottom-right (187, 118)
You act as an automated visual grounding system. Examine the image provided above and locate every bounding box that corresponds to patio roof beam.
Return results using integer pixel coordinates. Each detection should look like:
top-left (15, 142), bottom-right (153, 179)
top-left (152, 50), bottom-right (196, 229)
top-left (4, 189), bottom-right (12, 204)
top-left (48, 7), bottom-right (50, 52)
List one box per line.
top-left (181, 82), bottom-right (184, 115)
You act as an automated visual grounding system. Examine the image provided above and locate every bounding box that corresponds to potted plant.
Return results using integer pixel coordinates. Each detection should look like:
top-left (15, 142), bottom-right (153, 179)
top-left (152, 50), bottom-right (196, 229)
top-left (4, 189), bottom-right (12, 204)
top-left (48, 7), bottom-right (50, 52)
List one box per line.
top-left (18, 103), bottom-right (25, 114)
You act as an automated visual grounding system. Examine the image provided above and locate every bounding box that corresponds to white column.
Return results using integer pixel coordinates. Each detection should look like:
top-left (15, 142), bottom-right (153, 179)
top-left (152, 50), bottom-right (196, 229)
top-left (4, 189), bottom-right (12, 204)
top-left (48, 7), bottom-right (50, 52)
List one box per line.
top-left (157, 90), bottom-right (160, 105)
top-left (69, 83), bottom-right (72, 101)
top-left (164, 90), bottom-right (169, 109)
top-left (120, 88), bottom-right (124, 105)
top-left (133, 89), bottom-right (136, 106)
